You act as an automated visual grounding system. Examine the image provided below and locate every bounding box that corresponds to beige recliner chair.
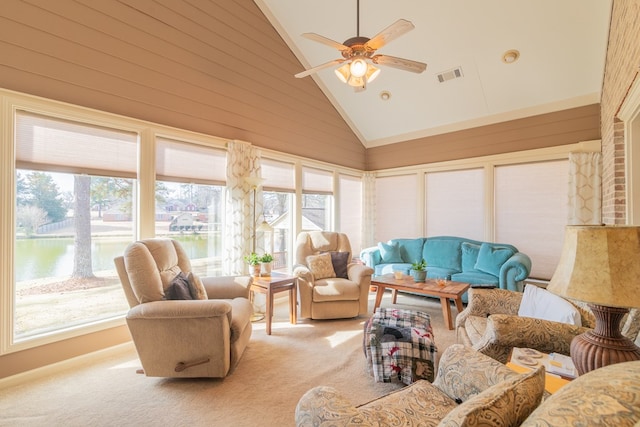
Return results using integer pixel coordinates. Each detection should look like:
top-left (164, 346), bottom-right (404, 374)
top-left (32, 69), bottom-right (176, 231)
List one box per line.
top-left (114, 238), bottom-right (253, 378)
top-left (293, 231), bottom-right (373, 319)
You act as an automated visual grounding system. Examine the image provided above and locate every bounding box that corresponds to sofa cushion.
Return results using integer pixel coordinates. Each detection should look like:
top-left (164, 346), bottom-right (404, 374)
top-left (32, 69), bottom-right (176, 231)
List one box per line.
top-left (391, 238), bottom-right (425, 264)
top-left (306, 253), bottom-right (336, 280)
top-left (330, 251), bottom-right (350, 279)
top-left (423, 239), bottom-right (462, 271)
top-left (474, 243), bottom-right (515, 276)
top-left (451, 271), bottom-right (499, 286)
top-left (521, 360), bottom-right (640, 427)
top-left (461, 242), bottom-right (482, 272)
top-left (440, 365), bottom-right (545, 427)
top-left (378, 241), bottom-right (403, 263)
top-left (164, 272), bottom-right (194, 300)
top-left (187, 272), bottom-right (208, 300)
top-left (518, 284), bottom-right (582, 326)
top-left (375, 263), bottom-right (412, 276)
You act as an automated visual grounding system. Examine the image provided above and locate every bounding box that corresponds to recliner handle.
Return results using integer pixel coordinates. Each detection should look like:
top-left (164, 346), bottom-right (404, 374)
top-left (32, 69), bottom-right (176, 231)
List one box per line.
top-left (175, 357), bottom-right (210, 372)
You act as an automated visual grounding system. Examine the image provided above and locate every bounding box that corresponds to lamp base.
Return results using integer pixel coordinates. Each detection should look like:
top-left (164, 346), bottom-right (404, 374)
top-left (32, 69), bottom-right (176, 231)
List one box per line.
top-left (570, 304), bottom-right (640, 376)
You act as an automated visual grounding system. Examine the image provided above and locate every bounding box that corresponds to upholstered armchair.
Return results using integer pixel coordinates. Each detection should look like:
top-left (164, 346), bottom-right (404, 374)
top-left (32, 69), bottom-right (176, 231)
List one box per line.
top-left (114, 238), bottom-right (253, 378)
top-left (456, 287), bottom-right (640, 363)
top-left (293, 231), bottom-right (373, 319)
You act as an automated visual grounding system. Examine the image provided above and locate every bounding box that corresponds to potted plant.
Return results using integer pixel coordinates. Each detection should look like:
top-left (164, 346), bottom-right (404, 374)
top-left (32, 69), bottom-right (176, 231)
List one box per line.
top-left (259, 253), bottom-right (274, 276)
top-left (244, 252), bottom-right (261, 276)
top-left (410, 259), bottom-right (427, 282)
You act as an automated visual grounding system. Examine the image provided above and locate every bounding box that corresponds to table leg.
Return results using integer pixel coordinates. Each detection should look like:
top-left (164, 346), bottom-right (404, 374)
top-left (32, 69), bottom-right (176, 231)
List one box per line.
top-left (266, 289), bottom-right (273, 335)
top-left (453, 296), bottom-right (464, 314)
top-left (440, 297), bottom-right (454, 330)
top-left (373, 285), bottom-right (386, 312)
top-left (391, 289), bottom-right (399, 304)
top-left (289, 287), bottom-right (297, 325)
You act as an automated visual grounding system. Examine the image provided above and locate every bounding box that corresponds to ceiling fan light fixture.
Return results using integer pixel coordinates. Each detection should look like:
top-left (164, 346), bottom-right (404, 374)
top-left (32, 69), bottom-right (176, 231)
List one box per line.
top-left (350, 58), bottom-right (368, 77)
top-left (348, 75), bottom-right (365, 88)
top-left (366, 64), bottom-right (381, 83)
top-left (334, 63), bottom-right (350, 83)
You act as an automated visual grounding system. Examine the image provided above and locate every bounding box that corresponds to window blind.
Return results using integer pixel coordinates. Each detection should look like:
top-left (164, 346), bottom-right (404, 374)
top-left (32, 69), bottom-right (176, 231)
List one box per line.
top-left (15, 111), bottom-right (137, 178)
top-left (339, 174), bottom-right (362, 255)
top-left (156, 137), bottom-right (226, 185)
top-left (375, 174), bottom-right (418, 242)
top-left (425, 168), bottom-right (484, 240)
top-left (302, 167), bottom-right (333, 194)
top-left (495, 160), bottom-right (569, 279)
top-left (262, 158), bottom-right (295, 191)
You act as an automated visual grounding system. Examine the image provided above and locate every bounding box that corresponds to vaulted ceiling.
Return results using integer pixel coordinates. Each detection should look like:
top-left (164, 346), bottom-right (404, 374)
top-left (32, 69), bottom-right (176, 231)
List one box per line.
top-left (256, 0), bottom-right (611, 148)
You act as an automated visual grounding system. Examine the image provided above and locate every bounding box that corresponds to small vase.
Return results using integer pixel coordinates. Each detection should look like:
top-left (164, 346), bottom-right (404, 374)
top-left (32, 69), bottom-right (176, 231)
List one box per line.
top-left (410, 269), bottom-right (426, 282)
top-left (251, 264), bottom-right (261, 277)
top-left (261, 262), bottom-right (272, 276)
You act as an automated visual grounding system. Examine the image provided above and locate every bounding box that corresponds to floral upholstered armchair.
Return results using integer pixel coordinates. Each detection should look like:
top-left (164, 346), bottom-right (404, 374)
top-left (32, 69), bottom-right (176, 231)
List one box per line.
top-left (456, 287), bottom-right (640, 363)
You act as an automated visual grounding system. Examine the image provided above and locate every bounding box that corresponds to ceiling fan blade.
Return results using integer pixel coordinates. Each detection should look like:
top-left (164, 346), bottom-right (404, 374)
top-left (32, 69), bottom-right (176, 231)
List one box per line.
top-left (372, 54), bottom-right (427, 74)
top-left (301, 33), bottom-right (351, 52)
top-left (365, 19), bottom-right (415, 51)
top-left (295, 59), bottom-right (346, 78)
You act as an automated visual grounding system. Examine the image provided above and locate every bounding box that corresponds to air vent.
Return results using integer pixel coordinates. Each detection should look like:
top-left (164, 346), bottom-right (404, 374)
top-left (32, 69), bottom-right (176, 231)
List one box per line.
top-left (436, 67), bottom-right (463, 83)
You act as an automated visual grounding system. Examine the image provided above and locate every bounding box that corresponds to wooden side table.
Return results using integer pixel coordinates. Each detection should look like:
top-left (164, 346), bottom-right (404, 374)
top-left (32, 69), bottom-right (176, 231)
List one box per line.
top-left (250, 273), bottom-right (297, 335)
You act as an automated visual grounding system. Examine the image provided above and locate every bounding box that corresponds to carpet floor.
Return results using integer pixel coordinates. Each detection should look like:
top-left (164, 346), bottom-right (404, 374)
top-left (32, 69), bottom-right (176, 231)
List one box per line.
top-left (0, 291), bottom-right (459, 427)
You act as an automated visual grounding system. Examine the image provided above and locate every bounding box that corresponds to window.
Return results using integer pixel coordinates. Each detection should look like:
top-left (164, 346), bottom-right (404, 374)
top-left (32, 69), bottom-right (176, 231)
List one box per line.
top-left (262, 158), bottom-right (295, 270)
top-left (338, 174), bottom-right (363, 256)
top-left (495, 160), bottom-right (569, 279)
top-left (302, 167), bottom-right (333, 231)
top-left (375, 175), bottom-right (419, 242)
top-left (14, 111), bottom-right (136, 342)
top-left (155, 137), bottom-right (226, 277)
top-left (425, 168), bottom-right (484, 240)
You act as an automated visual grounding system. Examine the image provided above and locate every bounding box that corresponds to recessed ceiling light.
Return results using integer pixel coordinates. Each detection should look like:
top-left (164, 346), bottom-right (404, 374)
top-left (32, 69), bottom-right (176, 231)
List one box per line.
top-left (380, 91), bottom-right (391, 101)
top-left (502, 49), bottom-right (520, 64)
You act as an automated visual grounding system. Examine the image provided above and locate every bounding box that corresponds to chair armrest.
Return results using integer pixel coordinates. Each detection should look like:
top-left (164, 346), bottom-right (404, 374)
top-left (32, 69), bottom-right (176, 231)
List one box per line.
top-left (433, 344), bottom-right (523, 401)
top-left (347, 263), bottom-right (374, 282)
top-left (295, 386), bottom-right (371, 427)
top-left (127, 299), bottom-right (232, 320)
top-left (474, 314), bottom-right (592, 362)
top-left (359, 246), bottom-right (381, 268)
top-left (202, 275), bottom-right (252, 299)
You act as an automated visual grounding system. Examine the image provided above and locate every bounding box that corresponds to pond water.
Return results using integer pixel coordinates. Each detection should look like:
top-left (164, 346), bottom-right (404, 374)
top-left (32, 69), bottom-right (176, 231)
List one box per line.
top-left (15, 235), bottom-right (218, 282)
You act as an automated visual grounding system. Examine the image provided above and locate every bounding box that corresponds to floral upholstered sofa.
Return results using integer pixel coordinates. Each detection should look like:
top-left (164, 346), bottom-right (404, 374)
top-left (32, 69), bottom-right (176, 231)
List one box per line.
top-left (295, 344), bottom-right (640, 427)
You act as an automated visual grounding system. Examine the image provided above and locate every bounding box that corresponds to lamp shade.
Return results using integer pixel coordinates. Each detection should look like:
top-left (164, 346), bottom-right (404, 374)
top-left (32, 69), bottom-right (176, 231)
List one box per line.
top-left (547, 225), bottom-right (640, 309)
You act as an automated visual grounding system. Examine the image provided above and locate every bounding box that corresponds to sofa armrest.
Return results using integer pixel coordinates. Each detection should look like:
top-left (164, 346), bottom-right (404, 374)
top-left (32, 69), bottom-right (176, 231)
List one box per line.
top-left (499, 252), bottom-right (532, 292)
top-left (473, 314), bottom-right (592, 363)
top-left (359, 246), bottom-right (381, 268)
top-left (456, 288), bottom-right (522, 328)
top-left (202, 275), bottom-right (252, 299)
top-left (295, 386), bottom-right (370, 427)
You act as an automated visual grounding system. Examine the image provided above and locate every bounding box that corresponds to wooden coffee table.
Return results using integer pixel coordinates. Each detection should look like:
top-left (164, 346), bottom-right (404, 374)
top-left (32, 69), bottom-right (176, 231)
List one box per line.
top-left (372, 274), bottom-right (469, 330)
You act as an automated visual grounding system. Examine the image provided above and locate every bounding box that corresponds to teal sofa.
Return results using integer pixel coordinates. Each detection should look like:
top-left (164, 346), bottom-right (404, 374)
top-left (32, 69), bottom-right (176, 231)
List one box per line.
top-left (360, 236), bottom-right (531, 300)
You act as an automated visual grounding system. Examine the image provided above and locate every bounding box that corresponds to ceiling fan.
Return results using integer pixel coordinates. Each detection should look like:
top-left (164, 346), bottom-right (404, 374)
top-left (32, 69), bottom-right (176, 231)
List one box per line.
top-left (294, 0), bottom-right (427, 91)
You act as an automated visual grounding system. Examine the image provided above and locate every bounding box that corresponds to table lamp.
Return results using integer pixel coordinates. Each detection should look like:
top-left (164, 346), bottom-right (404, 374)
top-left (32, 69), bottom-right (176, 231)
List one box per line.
top-left (547, 225), bottom-right (640, 375)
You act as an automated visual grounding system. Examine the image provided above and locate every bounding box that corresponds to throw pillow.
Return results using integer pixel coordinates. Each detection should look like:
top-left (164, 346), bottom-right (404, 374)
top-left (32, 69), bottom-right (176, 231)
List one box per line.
top-left (474, 243), bottom-right (515, 276)
top-left (378, 241), bottom-right (403, 263)
top-left (330, 251), bottom-right (350, 279)
top-left (440, 365), bottom-right (545, 427)
top-left (306, 253), bottom-right (336, 280)
top-left (518, 284), bottom-right (582, 326)
top-left (461, 242), bottom-right (481, 272)
top-left (187, 272), bottom-right (208, 300)
top-left (164, 272), bottom-right (194, 300)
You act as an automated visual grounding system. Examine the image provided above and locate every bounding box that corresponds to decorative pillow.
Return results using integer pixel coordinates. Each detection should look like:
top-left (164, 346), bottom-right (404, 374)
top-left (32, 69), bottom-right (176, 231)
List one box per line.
top-left (187, 272), bottom-right (208, 300)
top-left (164, 272), bottom-right (193, 300)
top-left (440, 365), bottom-right (545, 427)
top-left (330, 251), bottom-right (350, 279)
top-left (474, 243), bottom-right (515, 276)
top-left (378, 241), bottom-right (403, 263)
top-left (461, 242), bottom-right (481, 272)
top-left (518, 284), bottom-right (582, 326)
top-left (306, 253), bottom-right (336, 280)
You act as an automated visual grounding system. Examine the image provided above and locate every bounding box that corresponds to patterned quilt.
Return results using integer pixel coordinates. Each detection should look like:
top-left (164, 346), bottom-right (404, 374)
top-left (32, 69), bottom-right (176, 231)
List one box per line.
top-left (364, 308), bottom-right (437, 385)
